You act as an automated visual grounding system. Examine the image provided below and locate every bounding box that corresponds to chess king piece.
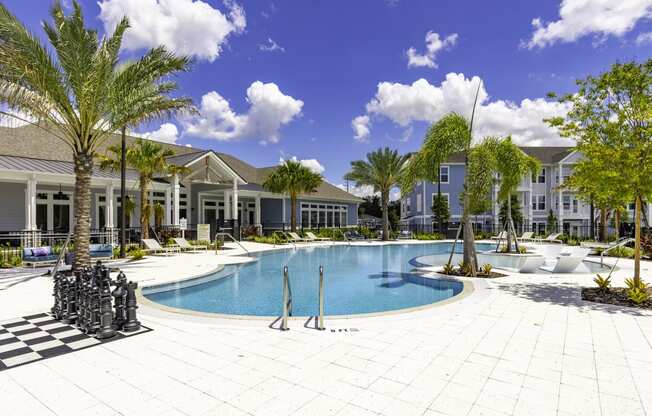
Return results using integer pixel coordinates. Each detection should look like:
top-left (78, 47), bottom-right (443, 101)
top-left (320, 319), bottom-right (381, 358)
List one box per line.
top-left (96, 265), bottom-right (116, 340)
top-left (111, 271), bottom-right (127, 331)
top-left (122, 281), bottom-right (141, 332)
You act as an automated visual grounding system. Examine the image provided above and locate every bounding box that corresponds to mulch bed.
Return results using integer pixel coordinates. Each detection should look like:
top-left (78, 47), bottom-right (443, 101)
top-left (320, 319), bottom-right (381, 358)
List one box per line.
top-left (441, 270), bottom-right (507, 279)
top-left (582, 287), bottom-right (652, 309)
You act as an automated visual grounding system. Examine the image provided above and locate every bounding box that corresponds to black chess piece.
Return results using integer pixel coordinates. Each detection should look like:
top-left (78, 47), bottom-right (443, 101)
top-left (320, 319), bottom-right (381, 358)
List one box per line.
top-left (111, 271), bottom-right (127, 331)
top-left (96, 266), bottom-right (116, 340)
top-left (122, 281), bottom-right (141, 332)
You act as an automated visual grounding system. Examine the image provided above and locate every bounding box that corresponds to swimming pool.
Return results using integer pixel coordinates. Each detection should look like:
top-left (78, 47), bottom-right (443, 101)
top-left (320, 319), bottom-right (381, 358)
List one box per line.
top-left (143, 242), bottom-right (493, 317)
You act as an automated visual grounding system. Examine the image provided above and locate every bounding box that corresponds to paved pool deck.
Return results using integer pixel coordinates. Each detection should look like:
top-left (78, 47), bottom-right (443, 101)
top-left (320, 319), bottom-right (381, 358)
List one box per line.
top-left (0, 240), bottom-right (651, 416)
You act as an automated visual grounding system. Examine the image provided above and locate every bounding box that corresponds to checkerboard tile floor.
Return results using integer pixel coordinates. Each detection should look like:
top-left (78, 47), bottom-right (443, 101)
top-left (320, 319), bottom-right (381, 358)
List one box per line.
top-left (0, 313), bottom-right (150, 371)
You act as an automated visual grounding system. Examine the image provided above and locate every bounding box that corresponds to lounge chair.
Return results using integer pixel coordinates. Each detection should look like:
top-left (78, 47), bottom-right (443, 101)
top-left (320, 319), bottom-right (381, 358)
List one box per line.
top-left (518, 232), bottom-right (534, 242)
top-left (491, 231), bottom-right (507, 240)
top-left (563, 246), bottom-right (591, 257)
top-left (142, 239), bottom-right (180, 256)
top-left (535, 233), bottom-right (562, 244)
top-left (22, 246), bottom-right (58, 268)
top-left (305, 232), bottom-right (329, 242)
top-left (173, 237), bottom-right (208, 252)
top-left (518, 256), bottom-right (545, 273)
top-left (344, 230), bottom-right (366, 240)
top-left (540, 255), bottom-right (584, 273)
top-left (398, 230), bottom-right (414, 240)
top-left (539, 244), bottom-right (563, 262)
top-left (286, 232), bottom-right (309, 243)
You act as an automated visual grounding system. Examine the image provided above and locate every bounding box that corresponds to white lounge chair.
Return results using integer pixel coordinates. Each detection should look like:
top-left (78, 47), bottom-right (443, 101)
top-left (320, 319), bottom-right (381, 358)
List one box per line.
top-left (564, 246), bottom-right (591, 258)
top-left (398, 230), bottom-right (414, 240)
top-left (518, 232), bottom-right (534, 242)
top-left (536, 232), bottom-right (562, 244)
top-left (540, 255), bottom-right (584, 273)
top-left (491, 231), bottom-right (507, 240)
top-left (142, 239), bottom-right (180, 256)
top-left (518, 256), bottom-right (545, 273)
top-left (305, 232), bottom-right (329, 242)
top-left (173, 237), bottom-right (208, 252)
top-left (286, 232), bottom-right (308, 243)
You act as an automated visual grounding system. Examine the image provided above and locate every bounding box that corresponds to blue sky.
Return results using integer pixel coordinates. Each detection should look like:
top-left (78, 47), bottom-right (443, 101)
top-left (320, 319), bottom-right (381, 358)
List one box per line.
top-left (4, 0), bottom-right (652, 194)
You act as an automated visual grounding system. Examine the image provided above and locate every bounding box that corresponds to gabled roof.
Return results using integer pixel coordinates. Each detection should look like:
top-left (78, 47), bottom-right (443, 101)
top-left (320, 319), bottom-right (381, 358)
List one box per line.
top-left (0, 154), bottom-right (139, 180)
top-left (442, 146), bottom-right (575, 164)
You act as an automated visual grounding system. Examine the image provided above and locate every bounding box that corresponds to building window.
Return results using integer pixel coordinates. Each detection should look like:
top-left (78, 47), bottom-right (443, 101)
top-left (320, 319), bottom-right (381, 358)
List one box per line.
top-left (573, 199), bottom-right (578, 213)
top-left (432, 193), bottom-right (450, 207)
top-left (563, 195), bottom-right (571, 211)
top-left (439, 166), bottom-right (449, 184)
top-left (531, 195), bottom-right (545, 211)
top-left (532, 168), bottom-right (546, 184)
top-left (416, 194), bottom-right (422, 212)
top-left (406, 198), bottom-right (411, 213)
top-left (300, 203), bottom-right (347, 228)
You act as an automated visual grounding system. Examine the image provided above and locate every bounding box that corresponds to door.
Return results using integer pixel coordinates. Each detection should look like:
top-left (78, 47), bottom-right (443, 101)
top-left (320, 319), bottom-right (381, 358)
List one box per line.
top-left (204, 207), bottom-right (217, 240)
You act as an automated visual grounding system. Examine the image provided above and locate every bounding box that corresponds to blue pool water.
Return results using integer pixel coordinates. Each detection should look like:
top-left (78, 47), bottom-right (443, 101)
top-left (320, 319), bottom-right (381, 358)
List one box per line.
top-left (144, 242), bottom-right (492, 317)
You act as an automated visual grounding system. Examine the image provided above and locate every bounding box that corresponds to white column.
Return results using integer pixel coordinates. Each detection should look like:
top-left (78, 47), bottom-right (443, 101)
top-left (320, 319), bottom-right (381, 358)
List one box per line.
top-left (28, 175), bottom-right (37, 230)
top-left (558, 163), bottom-right (564, 233)
top-left (172, 174), bottom-right (180, 226)
top-left (24, 178), bottom-right (33, 230)
top-left (528, 180), bottom-right (533, 230)
top-left (164, 187), bottom-right (171, 225)
top-left (224, 191), bottom-right (231, 219)
top-left (232, 178), bottom-right (239, 221)
top-left (105, 183), bottom-right (114, 228)
top-left (255, 195), bottom-right (261, 225)
top-left (282, 198), bottom-right (286, 224)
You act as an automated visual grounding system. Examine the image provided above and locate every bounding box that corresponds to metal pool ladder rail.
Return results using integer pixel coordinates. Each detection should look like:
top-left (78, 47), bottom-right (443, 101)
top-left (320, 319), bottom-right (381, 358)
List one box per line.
top-left (214, 232), bottom-right (250, 256)
top-left (317, 265), bottom-right (325, 330)
top-left (600, 237), bottom-right (634, 267)
top-left (281, 266), bottom-right (293, 330)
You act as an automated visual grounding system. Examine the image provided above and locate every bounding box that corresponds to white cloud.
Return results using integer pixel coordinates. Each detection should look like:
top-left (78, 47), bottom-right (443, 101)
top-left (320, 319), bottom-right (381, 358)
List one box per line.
top-left (351, 115), bottom-right (371, 141)
top-left (356, 73), bottom-right (571, 146)
top-left (136, 123), bottom-right (179, 144)
top-left (98, 0), bottom-right (246, 62)
top-left (336, 183), bottom-right (376, 198)
top-left (526, 0), bottom-right (652, 49)
top-left (279, 156), bottom-right (325, 174)
top-left (0, 107), bottom-right (35, 128)
top-left (636, 31), bottom-right (652, 44)
top-left (182, 81), bottom-right (303, 144)
top-left (259, 38), bottom-right (285, 52)
top-left (407, 31), bottom-right (458, 68)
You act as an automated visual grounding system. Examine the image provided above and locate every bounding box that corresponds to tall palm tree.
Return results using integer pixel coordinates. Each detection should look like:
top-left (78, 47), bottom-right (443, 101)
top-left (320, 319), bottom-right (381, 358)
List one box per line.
top-left (263, 160), bottom-right (323, 231)
top-left (100, 139), bottom-right (187, 239)
top-left (0, 2), bottom-right (193, 269)
top-left (493, 137), bottom-right (540, 252)
top-left (345, 148), bottom-right (408, 241)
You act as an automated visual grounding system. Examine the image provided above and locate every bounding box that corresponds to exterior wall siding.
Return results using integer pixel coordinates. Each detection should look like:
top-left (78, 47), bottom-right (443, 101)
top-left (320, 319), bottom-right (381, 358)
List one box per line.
top-left (0, 182), bottom-right (26, 231)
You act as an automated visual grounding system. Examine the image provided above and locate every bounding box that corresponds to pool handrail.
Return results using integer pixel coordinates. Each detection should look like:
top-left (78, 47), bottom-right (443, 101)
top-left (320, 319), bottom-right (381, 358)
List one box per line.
top-left (214, 232), bottom-right (250, 256)
top-left (600, 237), bottom-right (634, 267)
top-left (281, 266), bottom-right (293, 330)
top-left (318, 265), bottom-right (325, 330)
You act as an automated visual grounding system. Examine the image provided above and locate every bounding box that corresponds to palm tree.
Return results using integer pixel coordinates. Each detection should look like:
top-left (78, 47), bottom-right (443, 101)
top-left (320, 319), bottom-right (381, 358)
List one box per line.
top-left (345, 148), bottom-right (408, 241)
top-left (263, 160), bottom-right (323, 231)
top-left (0, 2), bottom-right (192, 269)
top-left (493, 137), bottom-right (540, 252)
top-left (100, 139), bottom-right (187, 239)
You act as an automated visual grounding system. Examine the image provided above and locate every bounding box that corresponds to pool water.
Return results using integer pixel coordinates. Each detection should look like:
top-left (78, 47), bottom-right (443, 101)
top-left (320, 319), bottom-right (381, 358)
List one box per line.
top-left (144, 243), bottom-right (492, 317)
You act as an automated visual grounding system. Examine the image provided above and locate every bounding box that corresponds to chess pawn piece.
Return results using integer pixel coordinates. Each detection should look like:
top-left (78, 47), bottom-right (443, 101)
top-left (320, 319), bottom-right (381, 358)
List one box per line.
top-left (96, 275), bottom-right (116, 340)
top-left (63, 276), bottom-right (78, 324)
top-left (111, 272), bottom-right (127, 331)
top-left (122, 281), bottom-right (141, 332)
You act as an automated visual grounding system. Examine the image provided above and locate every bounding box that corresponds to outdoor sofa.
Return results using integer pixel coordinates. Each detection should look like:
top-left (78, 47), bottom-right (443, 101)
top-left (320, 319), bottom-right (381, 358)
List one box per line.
top-left (23, 246), bottom-right (58, 267)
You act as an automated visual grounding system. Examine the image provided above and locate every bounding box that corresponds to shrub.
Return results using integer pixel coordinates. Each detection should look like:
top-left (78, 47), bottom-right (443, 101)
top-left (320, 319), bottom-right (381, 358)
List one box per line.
top-left (130, 249), bottom-right (145, 261)
top-left (158, 227), bottom-right (180, 245)
top-left (610, 246), bottom-right (635, 258)
top-left (442, 263), bottom-right (455, 275)
top-left (628, 287), bottom-right (649, 305)
top-left (414, 232), bottom-right (443, 240)
top-left (625, 278), bottom-right (648, 291)
top-left (481, 263), bottom-right (492, 275)
top-left (458, 261), bottom-right (473, 277)
top-left (593, 274), bottom-right (611, 292)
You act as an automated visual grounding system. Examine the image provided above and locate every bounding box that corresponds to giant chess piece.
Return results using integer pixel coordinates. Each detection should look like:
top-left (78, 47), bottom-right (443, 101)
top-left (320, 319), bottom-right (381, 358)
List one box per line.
top-left (87, 268), bottom-right (102, 335)
top-left (63, 274), bottom-right (78, 324)
top-left (122, 281), bottom-right (141, 332)
top-left (96, 265), bottom-right (116, 340)
top-left (111, 271), bottom-right (127, 331)
top-left (51, 271), bottom-right (64, 319)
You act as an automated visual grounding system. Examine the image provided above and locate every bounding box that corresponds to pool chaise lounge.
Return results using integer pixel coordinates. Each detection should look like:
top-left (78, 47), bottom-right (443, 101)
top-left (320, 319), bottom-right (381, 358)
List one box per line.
top-left (173, 237), bottom-right (208, 252)
top-left (142, 239), bottom-right (181, 255)
top-left (305, 232), bottom-right (329, 242)
top-left (286, 232), bottom-right (309, 243)
top-left (518, 256), bottom-right (546, 273)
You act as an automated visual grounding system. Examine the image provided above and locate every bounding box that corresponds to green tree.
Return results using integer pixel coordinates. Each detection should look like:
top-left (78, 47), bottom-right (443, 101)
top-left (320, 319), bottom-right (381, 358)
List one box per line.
top-left (494, 138), bottom-right (540, 252)
top-left (100, 139), bottom-right (187, 239)
top-left (359, 195), bottom-right (382, 218)
top-left (402, 110), bottom-right (498, 275)
top-left (263, 160), bottom-right (323, 231)
top-left (345, 148), bottom-right (408, 241)
top-left (0, 2), bottom-right (192, 269)
top-left (547, 59), bottom-right (652, 285)
top-left (431, 194), bottom-right (450, 230)
top-left (499, 194), bottom-right (524, 228)
top-left (546, 209), bottom-right (557, 234)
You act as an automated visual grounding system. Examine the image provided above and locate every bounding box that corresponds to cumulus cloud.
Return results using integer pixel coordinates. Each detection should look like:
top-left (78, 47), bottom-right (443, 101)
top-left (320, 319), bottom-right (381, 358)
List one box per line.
top-left (98, 0), bottom-right (246, 62)
top-left (351, 115), bottom-right (371, 142)
top-left (0, 107), bottom-right (35, 128)
top-left (407, 31), bottom-right (458, 68)
top-left (259, 38), bottom-right (285, 52)
top-left (355, 73), bottom-right (571, 146)
top-left (636, 31), bottom-right (652, 44)
top-left (182, 81), bottom-right (304, 144)
top-left (279, 156), bottom-right (325, 174)
top-left (336, 183), bottom-right (376, 198)
top-left (136, 123), bottom-right (179, 144)
top-left (525, 0), bottom-right (652, 49)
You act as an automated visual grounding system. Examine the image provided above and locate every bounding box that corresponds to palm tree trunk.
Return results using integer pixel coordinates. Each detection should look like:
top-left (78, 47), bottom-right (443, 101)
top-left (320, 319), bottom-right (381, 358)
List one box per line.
top-left (72, 152), bottom-right (93, 270)
top-left (290, 194), bottom-right (297, 231)
top-left (381, 190), bottom-right (389, 241)
top-left (462, 157), bottom-right (477, 276)
top-left (634, 195), bottom-right (642, 285)
top-left (120, 127), bottom-right (127, 258)
top-left (505, 194), bottom-right (513, 253)
top-left (615, 210), bottom-right (621, 240)
top-left (140, 176), bottom-right (149, 240)
top-left (600, 208), bottom-right (607, 242)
